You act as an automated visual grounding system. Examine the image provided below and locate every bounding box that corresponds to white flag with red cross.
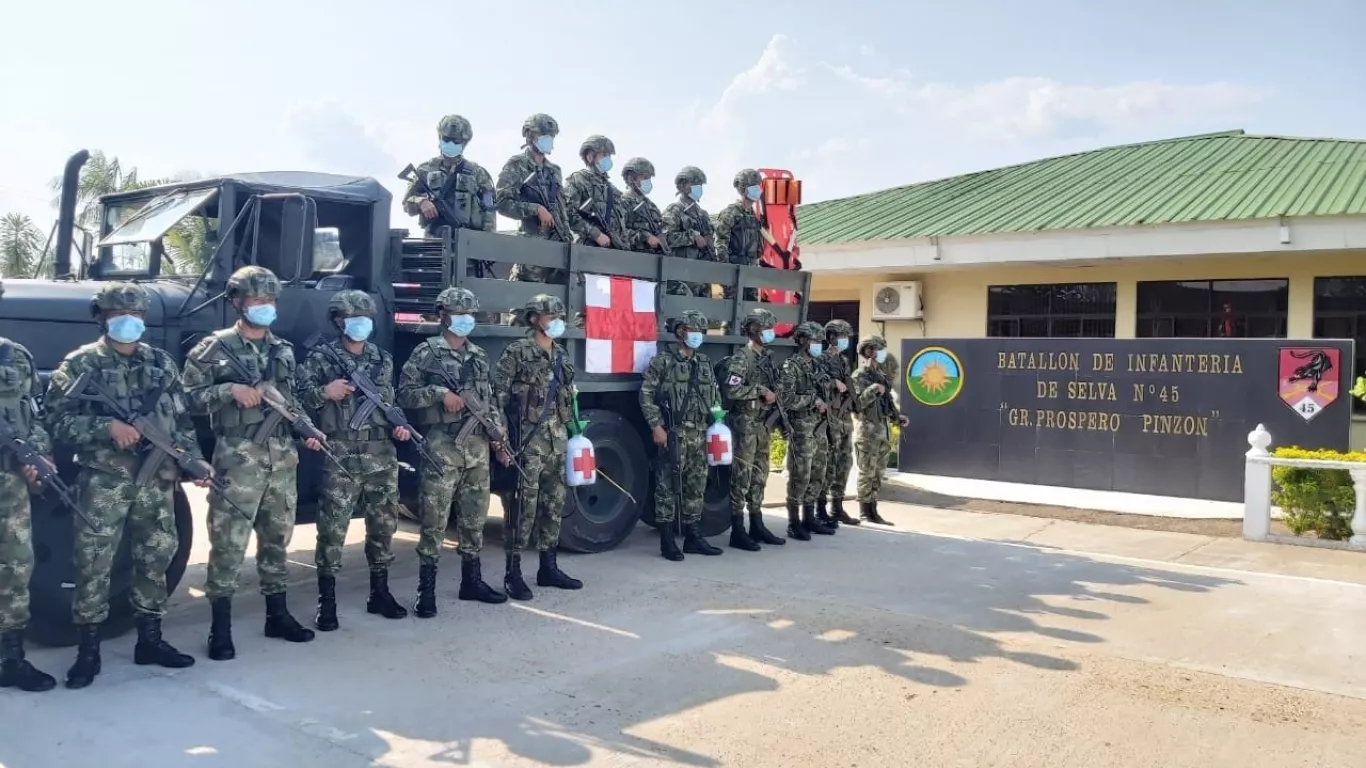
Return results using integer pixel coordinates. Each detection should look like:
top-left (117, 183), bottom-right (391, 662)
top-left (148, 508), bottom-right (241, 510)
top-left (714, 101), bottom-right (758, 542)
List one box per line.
top-left (584, 273), bottom-right (658, 374)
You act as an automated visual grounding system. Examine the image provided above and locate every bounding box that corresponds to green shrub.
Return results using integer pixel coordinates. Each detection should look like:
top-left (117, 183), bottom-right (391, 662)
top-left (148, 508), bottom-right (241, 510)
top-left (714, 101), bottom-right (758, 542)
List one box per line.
top-left (1270, 447), bottom-right (1366, 540)
top-left (770, 431), bottom-right (787, 469)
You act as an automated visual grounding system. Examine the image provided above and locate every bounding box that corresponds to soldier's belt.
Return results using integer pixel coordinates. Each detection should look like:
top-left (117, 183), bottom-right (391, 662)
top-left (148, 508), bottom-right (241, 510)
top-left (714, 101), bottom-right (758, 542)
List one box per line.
top-left (329, 427), bottom-right (390, 442)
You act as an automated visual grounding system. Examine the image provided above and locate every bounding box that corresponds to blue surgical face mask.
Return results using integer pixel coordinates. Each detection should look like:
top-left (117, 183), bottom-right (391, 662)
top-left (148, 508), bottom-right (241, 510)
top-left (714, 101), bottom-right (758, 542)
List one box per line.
top-left (106, 314), bottom-right (145, 344)
top-left (745, 184), bottom-right (762, 201)
top-left (685, 331), bottom-right (703, 349)
top-left (447, 313), bottom-right (476, 337)
top-left (836, 337), bottom-right (850, 352)
top-left (808, 342), bottom-right (823, 357)
top-left (544, 318), bottom-right (566, 339)
top-left (596, 156), bottom-right (613, 173)
top-left (439, 140), bottom-right (464, 158)
top-left (759, 328), bottom-right (775, 344)
top-left (875, 349), bottom-right (888, 364)
top-left (688, 184), bottom-right (704, 201)
top-left (343, 316), bottom-right (373, 342)
top-left (244, 304), bottom-right (277, 327)
top-left (638, 178), bottom-right (653, 195)
top-left (534, 135), bottom-right (554, 154)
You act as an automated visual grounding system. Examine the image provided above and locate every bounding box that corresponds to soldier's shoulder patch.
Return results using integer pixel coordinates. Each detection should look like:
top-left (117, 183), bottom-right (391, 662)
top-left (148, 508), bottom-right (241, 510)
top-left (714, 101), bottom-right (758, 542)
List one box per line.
top-left (480, 191), bottom-right (495, 208)
top-left (727, 374), bottom-right (743, 387)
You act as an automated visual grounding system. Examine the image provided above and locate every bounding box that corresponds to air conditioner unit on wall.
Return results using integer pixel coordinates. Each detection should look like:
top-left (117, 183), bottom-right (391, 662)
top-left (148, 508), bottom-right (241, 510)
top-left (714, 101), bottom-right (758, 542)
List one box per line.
top-left (871, 281), bottom-right (923, 321)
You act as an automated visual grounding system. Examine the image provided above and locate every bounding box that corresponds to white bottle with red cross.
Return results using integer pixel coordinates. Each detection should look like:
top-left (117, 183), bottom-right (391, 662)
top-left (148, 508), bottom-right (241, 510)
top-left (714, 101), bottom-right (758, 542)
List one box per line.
top-left (705, 406), bottom-right (733, 466)
top-left (565, 432), bottom-right (597, 486)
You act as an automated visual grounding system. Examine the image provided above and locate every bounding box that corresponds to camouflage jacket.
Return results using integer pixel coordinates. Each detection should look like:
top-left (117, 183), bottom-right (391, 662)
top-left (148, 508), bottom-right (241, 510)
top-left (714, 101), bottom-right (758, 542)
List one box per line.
top-left (397, 334), bottom-right (503, 437)
top-left (620, 190), bottom-right (668, 254)
top-left (714, 200), bottom-right (761, 267)
top-left (818, 349), bottom-right (855, 421)
top-left (0, 337), bottom-right (51, 471)
top-left (778, 352), bottom-right (825, 427)
top-left (182, 326), bottom-right (313, 441)
top-left (720, 344), bottom-right (779, 423)
top-left (495, 337), bottom-right (576, 442)
top-left (564, 167), bottom-right (628, 248)
top-left (640, 344), bottom-right (721, 431)
top-left (495, 149), bottom-right (571, 241)
top-left (853, 360), bottom-right (898, 424)
top-left (44, 338), bottom-right (200, 480)
top-left (402, 156), bottom-right (496, 234)
top-left (662, 195), bottom-right (716, 261)
top-left (298, 339), bottom-right (396, 440)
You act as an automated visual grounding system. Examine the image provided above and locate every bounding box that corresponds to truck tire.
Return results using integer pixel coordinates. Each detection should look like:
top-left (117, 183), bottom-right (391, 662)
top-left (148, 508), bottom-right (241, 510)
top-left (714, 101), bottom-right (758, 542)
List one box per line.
top-left (639, 464), bottom-right (734, 539)
top-left (27, 486), bottom-right (194, 648)
top-left (557, 409), bottom-right (648, 553)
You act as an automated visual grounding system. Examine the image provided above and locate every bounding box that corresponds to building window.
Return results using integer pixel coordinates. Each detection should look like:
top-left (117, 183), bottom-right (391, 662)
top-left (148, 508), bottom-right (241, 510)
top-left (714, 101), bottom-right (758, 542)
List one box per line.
top-left (1136, 279), bottom-right (1288, 338)
top-left (1313, 277), bottom-right (1366, 414)
top-left (986, 283), bottom-right (1117, 338)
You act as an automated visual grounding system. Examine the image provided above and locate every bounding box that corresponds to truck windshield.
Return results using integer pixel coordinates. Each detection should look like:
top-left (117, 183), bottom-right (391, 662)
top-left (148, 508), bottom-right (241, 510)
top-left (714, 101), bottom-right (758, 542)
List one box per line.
top-left (97, 188), bottom-right (218, 274)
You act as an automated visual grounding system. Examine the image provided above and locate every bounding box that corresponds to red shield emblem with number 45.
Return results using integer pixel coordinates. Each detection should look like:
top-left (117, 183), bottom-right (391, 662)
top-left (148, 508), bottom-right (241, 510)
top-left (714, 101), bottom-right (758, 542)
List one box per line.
top-left (1278, 347), bottom-right (1342, 422)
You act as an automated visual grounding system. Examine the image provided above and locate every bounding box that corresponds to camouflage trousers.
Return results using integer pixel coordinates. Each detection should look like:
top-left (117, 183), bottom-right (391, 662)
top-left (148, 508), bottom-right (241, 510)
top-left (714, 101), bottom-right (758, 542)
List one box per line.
top-left (503, 427), bottom-right (565, 552)
top-left (825, 423), bottom-right (854, 501)
top-left (417, 429), bottom-right (490, 562)
top-left (785, 419), bottom-right (820, 504)
top-left (0, 471), bottom-right (33, 632)
top-left (316, 438), bottom-right (398, 576)
top-left (72, 468), bottom-right (177, 625)
top-left (653, 427), bottom-right (706, 527)
top-left (509, 264), bottom-right (567, 285)
top-left (728, 413), bottom-right (770, 514)
top-left (804, 423), bottom-right (832, 505)
top-left (205, 437), bottom-right (298, 600)
top-left (855, 420), bottom-right (893, 503)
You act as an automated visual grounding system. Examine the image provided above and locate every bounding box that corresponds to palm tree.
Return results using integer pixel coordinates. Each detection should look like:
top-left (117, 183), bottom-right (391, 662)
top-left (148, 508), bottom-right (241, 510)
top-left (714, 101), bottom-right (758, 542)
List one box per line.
top-left (0, 213), bottom-right (44, 278)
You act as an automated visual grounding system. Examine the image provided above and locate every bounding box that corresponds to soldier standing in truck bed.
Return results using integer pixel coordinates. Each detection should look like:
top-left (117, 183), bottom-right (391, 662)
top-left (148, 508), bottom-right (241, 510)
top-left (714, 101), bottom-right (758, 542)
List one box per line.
top-left (497, 113), bottom-right (572, 285)
top-left (403, 114), bottom-right (496, 241)
top-left (620, 157), bottom-right (688, 296)
top-left (563, 135), bottom-right (628, 250)
top-left (662, 166), bottom-right (715, 299)
top-left (713, 169), bottom-right (765, 302)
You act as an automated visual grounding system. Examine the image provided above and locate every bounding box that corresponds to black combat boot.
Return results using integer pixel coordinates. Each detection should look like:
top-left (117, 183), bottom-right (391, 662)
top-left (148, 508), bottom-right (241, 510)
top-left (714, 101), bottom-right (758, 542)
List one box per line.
top-left (728, 513), bottom-right (761, 551)
top-left (64, 624), bottom-right (101, 689)
top-left (660, 524), bottom-right (685, 561)
top-left (367, 569), bottom-right (408, 619)
top-left (815, 496), bottom-right (836, 528)
top-left (861, 500), bottom-right (892, 526)
top-left (537, 550), bottom-right (583, 590)
top-left (786, 502), bottom-right (811, 541)
top-left (207, 597), bottom-right (235, 661)
top-left (748, 509), bottom-right (786, 546)
top-left (803, 503), bottom-right (837, 535)
top-left (263, 593), bottom-right (315, 643)
top-left (831, 497), bottom-right (860, 526)
top-left (133, 614), bottom-right (195, 669)
top-left (0, 629), bottom-right (56, 693)
top-left (682, 523), bottom-right (723, 555)
top-left (504, 553), bottom-right (534, 601)
top-left (459, 556), bottom-right (509, 603)
top-left (315, 575), bottom-right (338, 632)
top-left (413, 562), bottom-right (438, 618)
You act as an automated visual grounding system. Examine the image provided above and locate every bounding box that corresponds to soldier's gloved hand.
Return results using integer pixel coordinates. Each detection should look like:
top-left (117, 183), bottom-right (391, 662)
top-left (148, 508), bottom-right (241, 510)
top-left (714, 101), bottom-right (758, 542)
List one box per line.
top-left (419, 200), bottom-right (438, 220)
top-left (835, 381), bottom-right (848, 394)
top-left (646, 235), bottom-right (662, 250)
top-left (652, 426), bottom-right (667, 447)
top-left (192, 465), bottom-right (215, 488)
top-left (693, 234), bottom-right (707, 248)
top-left (324, 379), bottom-right (354, 401)
top-left (110, 419), bottom-right (142, 450)
top-left (535, 205), bottom-right (555, 229)
top-left (231, 384), bottom-right (263, 408)
top-left (442, 391), bottom-right (466, 413)
top-left (898, 415), bottom-right (909, 428)
top-left (393, 426), bottom-right (412, 442)
top-left (594, 232), bottom-right (610, 247)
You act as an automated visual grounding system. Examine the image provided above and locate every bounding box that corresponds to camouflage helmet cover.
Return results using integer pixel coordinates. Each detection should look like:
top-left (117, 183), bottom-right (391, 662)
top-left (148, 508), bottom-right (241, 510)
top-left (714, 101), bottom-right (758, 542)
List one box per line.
top-left (674, 166), bottom-right (707, 186)
top-left (226, 266), bottom-right (282, 300)
top-left (328, 289), bottom-right (376, 318)
top-left (522, 113), bottom-right (559, 137)
top-left (523, 293), bottom-right (565, 319)
top-left (580, 135), bottom-right (615, 157)
top-left (91, 282), bottom-right (150, 316)
top-left (671, 310), bottom-right (708, 334)
top-left (437, 114), bottom-right (473, 142)
top-left (823, 319), bottom-right (854, 338)
top-left (857, 334), bottom-right (888, 354)
top-left (741, 307), bottom-right (777, 331)
top-left (733, 169), bottom-right (762, 189)
top-left (434, 287), bottom-right (479, 314)
top-left (793, 321), bottom-right (824, 340)
top-left (621, 157), bottom-right (655, 180)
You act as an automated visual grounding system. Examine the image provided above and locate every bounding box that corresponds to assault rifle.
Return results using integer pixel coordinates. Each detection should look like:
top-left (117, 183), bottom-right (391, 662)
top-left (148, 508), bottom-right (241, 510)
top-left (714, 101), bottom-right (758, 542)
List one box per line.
top-left (685, 202), bottom-right (717, 261)
top-left (398, 162), bottom-right (496, 278)
top-left (577, 193), bottom-right (628, 250)
top-left (65, 371), bottom-right (252, 520)
top-left (864, 365), bottom-right (904, 423)
top-left (0, 412), bottom-right (94, 532)
top-left (420, 360), bottom-right (524, 480)
top-left (520, 170), bottom-right (573, 242)
top-left (756, 354), bottom-right (794, 438)
top-left (657, 401), bottom-right (683, 537)
top-left (632, 199), bottom-right (672, 256)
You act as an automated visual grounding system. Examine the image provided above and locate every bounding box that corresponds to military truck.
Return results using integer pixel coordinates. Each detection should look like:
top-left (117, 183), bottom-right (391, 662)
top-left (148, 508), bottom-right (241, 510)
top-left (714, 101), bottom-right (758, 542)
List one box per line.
top-left (0, 150), bottom-right (810, 646)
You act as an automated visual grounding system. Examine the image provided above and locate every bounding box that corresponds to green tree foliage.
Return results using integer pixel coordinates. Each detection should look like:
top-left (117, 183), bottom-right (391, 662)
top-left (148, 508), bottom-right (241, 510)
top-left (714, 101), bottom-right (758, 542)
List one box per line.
top-left (0, 213), bottom-right (44, 278)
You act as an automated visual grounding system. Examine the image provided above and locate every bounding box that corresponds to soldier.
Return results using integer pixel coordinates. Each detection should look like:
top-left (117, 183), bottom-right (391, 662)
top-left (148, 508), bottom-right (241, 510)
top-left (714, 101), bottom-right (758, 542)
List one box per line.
top-left (564, 135), bottom-right (627, 250)
top-left (297, 290), bottom-right (409, 631)
top-left (497, 113), bottom-right (572, 284)
top-left (640, 310), bottom-right (724, 561)
top-left (43, 283), bottom-right (200, 688)
top-left (713, 169), bottom-right (764, 302)
top-left (0, 279), bottom-right (58, 694)
top-left (620, 157), bottom-right (688, 296)
top-left (718, 308), bottom-right (787, 551)
top-left (852, 335), bottom-right (907, 526)
top-left (817, 320), bottom-right (860, 526)
top-left (494, 294), bottom-right (582, 599)
top-left (403, 114), bottom-right (497, 241)
top-left (396, 287), bottom-right (510, 617)
top-left (661, 166), bottom-right (715, 298)
top-left (780, 322), bottom-right (837, 540)
top-left (182, 266), bottom-right (322, 661)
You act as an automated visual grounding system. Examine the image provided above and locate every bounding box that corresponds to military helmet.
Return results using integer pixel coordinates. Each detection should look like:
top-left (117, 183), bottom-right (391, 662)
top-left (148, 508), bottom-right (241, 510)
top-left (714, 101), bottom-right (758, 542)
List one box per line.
top-left (90, 282), bottom-right (150, 317)
top-left (225, 266), bottom-right (282, 301)
top-left (434, 287), bottom-right (478, 314)
top-left (579, 135), bottom-right (615, 158)
top-left (523, 293), bottom-right (565, 320)
top-left (824, 319), bottom-right (854, 339)
top-left (740, 307), bottom-right (777, 332)
top-left (674, 166), bottom-right (707, 186)
top-left (793, 321), bottom-right (824, 340)
top-left (522, 113), bottom-right (559, 138)
top-left (671, 310), bottom-right (708, 334)
top-left (621, 157), bottom-right (655, 181)
top-left (733, 169), bottom-right (762, 189)
top-left (437, 114), bottom-right (473, 143)
top-left (857, 334), bottom-right (888, 354)
top-left (328, 290), bottom-right (376, 319)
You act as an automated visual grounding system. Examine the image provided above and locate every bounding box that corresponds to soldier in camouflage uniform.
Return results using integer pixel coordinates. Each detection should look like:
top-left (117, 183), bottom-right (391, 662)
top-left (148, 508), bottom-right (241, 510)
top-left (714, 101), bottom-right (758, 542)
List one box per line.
top-left (780, 322), bottom-right (837, 540)
top-left (182, 266), bottom-right (322, 661)
top-left (564, 135), bottom-right (628, 250)
top-left (403, 114), bottom-right (497, 241)
top-left (620, 157), bottom-right (688, 296)
top-left (816, 320), bottom-right (860, 526)
top-left (662, 166), bottom-right (715, 298)
top-left (397, 287), bottom-right (511, 617)
top-left (852, 335), bottom-right (906, 526)
top-left (497, 113), bottom-right (572, 284)
top-left (0, 279), bottom-right (59, 694)
top-left (718, 308), bottom-right (786, 551)
top-left (43, 283), bottom-right (200, 688)
top-left (494, 294), bottom-right (582, 599)
top-left (297, 290), bottom-right (409, 631)
top-left (713, 169), bottom-right (764, 302)
top-left (640, 310), bottom-right (724, 562)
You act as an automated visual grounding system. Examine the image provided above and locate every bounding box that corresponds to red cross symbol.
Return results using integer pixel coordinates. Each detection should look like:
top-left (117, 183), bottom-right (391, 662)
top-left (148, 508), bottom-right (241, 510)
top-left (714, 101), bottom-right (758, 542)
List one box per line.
top-left (707, 433), bottom-right (730, 463)
top-left (572, 447), bottom-right (596, 477)
top-left (584, 275), bottom-right (658, 373)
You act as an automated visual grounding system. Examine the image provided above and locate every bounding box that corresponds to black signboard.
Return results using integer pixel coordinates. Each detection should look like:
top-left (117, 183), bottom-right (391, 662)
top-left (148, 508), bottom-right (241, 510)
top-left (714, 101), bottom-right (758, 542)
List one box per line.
top-left (898, 338), bottom-right (1354, 501)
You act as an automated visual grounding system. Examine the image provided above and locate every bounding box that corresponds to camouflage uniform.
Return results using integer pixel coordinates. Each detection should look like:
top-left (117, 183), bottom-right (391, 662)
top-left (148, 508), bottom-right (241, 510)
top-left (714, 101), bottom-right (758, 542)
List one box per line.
top-left (181, 266), bottom-right (315, 660)
top-left (713, 169), bottom-right (764, 301)
top-left (779, 322), bottom-right (837, 538)
top-left (662, 166), bottom-right (715, 298)
top-left (397, 287), bottom-right (508, 616)
top-left (296, 290), bottom-right (407, 631)
top-left (0, 281), bottom-right (58, 692)
top-left (818, 320), bottom-right (860, 526)
top-left (718, 308), bottom-right (786, 550)
top-left (43, 282), bottom-right (197, 688)
top-left (564, 135), bottom-right (628, 249)
top-left (852, 336), bottom-right (900, 526)
top-left (494, 294), bottom-right (581, 598)
top-left (497, 113), bottom-right (572, 284)
top-left (403, 115), bottom-right (497, 238)
top-left (640, 311), bottom-right (724, 561)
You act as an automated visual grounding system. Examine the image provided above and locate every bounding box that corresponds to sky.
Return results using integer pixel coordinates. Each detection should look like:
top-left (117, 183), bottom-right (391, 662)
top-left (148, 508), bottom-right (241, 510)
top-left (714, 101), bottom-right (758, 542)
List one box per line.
top-left (2, 0), bottom-right (1363, 240)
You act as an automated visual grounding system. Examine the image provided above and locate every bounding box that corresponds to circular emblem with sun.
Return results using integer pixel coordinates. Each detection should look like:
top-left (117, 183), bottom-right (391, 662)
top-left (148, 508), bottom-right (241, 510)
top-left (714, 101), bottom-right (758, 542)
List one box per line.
top-left (906, 346), bottom-right (964, 406)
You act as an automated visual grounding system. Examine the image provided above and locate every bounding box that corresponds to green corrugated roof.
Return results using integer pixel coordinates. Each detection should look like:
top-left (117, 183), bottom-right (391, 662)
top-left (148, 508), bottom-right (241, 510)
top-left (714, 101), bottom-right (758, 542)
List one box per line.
top-left (796, 130), bottom-right (1366, 245)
